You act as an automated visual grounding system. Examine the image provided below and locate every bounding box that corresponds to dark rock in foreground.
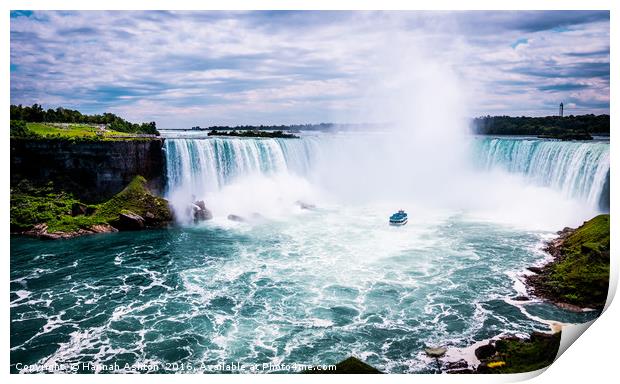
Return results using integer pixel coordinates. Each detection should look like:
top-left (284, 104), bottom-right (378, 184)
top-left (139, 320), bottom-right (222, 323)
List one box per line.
top-left (304, 357), bottom-right (382, 374)
top-left (443, 359), bottom-right (473, 374)
top-left (473, 332), bottom-right (561, 374)
top-left (474, 343), bottom-right (496, 360)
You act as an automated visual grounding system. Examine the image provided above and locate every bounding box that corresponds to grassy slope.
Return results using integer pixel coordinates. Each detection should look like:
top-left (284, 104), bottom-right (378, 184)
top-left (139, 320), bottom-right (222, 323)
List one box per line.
top-left (11, 176), bottom-right (171, 233)
top-left (22, 123), bottom-right (150, 140)
top-left (544, 214), bottom-right (610, 307)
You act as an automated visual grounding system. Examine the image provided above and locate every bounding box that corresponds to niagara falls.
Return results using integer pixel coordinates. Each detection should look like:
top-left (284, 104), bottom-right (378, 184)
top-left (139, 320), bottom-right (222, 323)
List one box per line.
top-left (9, 8), bottom-right (612, 377)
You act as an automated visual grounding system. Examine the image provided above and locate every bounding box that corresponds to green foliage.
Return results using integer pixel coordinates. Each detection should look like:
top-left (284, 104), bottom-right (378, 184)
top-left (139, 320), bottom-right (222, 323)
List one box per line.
top-left (10, 122), bottom-right (156, 141)
top-left (11, 176), bottom-right (172, 234)
top-left (487, 333), bottom-right (561, 373)
top-left (10, 104), bottom-right (159, 135)
top-left (10, 180), bottom-right (107, 232)
top-left (472, 114), bottom-right (609, 136)
top-left (10, 120), bottom-right (38, 138)
top-left (544, 215), bottom-right (610, 307)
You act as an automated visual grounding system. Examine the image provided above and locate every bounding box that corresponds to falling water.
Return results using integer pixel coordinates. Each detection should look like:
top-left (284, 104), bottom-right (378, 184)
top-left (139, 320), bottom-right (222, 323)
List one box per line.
top-left (164, 134), bottom-right (610, 218)
top-left (473, 137), bottom-right (610, 209)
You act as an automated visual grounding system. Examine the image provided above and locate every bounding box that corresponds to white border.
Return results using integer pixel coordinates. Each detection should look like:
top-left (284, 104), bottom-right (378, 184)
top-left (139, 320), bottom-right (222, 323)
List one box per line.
top-left (2, 1), bottom-right (617, 384)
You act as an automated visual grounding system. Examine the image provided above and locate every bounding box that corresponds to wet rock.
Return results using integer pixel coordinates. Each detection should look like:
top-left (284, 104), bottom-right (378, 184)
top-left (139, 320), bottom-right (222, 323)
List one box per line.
top-left (227, 214), bottom-right (246, 222)
top-left (111, 211), bottom-right (145, 231)
top-left (193, 200), bottom-right (213, 222)
top-left (424, 347), bottom-right (447, 358)
top-left (475, 343), bottom-right (496, 360)
top-left (527, 266), bottom-right (544, 274)
top-left (21, 222), bottom-right (117, 239)
top-left (71, 202), bottom-right (88, 216)
top-left (444, 360), bottom-right (473, 374)
top-left (305, 356), bottom-right (381, 374)
top-left (513, 295), bottom-right (529, 301)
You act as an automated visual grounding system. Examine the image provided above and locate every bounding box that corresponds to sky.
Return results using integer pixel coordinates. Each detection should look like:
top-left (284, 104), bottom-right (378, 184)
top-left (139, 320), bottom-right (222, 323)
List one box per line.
top-left (10, 10), bottom-right (610, 128)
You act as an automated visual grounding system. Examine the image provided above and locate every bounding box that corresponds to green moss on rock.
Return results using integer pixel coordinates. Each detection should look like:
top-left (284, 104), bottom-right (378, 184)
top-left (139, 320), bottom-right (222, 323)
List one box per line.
top-left (530, 214), bottom-right (610, 309)
top-left (95, 176), bottom-right (172, 225)
top-left (11, 176), bottom-right (172, 236)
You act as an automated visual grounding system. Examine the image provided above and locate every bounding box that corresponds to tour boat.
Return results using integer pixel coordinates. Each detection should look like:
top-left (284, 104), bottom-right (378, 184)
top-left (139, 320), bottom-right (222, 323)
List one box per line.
top-left (389, 210), bottom-right (408, 226)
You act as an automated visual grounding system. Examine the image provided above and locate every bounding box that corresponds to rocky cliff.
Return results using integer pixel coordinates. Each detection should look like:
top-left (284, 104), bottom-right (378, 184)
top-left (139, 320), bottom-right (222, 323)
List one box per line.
top-left (11, 138), bottom-right (165, 203)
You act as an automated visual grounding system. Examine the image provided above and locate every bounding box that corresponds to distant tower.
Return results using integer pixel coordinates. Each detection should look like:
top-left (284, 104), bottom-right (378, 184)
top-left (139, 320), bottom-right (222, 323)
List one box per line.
top-left (559, 102), bottom-right (564, 117)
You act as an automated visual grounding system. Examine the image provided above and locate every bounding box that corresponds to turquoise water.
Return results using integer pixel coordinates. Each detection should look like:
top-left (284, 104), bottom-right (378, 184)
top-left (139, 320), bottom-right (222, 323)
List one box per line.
top-left (10, 211), bottom-right (598, 373)
top-left (11, 133), bottom-right (607, 373)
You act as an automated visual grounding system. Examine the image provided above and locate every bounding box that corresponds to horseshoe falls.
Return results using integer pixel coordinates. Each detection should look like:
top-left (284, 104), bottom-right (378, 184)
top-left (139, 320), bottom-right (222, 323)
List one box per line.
top-left (164, 134), bottom-right (610, 218)
top-left (11, 132), bottom-right (608, 373)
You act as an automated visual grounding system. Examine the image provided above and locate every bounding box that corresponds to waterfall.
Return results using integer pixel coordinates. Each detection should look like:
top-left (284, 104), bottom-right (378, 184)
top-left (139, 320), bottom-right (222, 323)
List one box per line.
top-left (473, 137), bottom-right (610, 209)
top-left (163, 134), bottom-right (610, 222)
top-left (164, 137), bottom-right (317, 193)
top-left (163, 137), bottom-right (318, 222)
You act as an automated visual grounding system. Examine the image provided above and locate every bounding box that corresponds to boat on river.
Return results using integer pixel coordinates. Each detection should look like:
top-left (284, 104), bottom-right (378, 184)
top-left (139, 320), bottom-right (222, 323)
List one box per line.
top-left (389, 210), bottom-right (408, 226)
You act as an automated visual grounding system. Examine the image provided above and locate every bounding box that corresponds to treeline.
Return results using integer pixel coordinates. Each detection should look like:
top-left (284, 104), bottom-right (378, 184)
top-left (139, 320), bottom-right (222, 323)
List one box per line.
top-left (472, 114), bottom-right (609, 136)
top-left (208, 130), bottom-right (299, 138)
top-left (10, 104), bottom-right (158, 135)
top-left (203, 123), bottom-right (337, 131)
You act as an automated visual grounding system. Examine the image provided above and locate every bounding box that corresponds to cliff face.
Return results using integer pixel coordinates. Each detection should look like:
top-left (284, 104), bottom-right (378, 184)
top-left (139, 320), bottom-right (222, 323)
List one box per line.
top-left (11, 139), bottom-right (166, 203)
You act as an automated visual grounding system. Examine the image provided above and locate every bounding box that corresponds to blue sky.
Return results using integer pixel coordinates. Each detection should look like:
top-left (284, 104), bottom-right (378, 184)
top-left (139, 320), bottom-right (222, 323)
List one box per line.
top-left (10, 11), bottom-right (609, 128)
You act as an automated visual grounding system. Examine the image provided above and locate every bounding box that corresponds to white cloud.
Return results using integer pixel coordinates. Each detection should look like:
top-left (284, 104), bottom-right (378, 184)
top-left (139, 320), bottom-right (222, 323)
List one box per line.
top-left (10, 11), bottom-right (609, 127)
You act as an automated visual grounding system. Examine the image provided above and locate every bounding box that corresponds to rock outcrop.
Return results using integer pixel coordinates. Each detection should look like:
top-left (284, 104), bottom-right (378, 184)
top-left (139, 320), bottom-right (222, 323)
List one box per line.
top-left (11, 138), bottom-right (165, 203)
top-left (110, 211), bottom-right (145, 231)
top-left (23, 223), bottom-right (118, 240)
top-left (12, 176), bottom-right (173, 239)
top-left (193, 200), bottom-right (213, 222)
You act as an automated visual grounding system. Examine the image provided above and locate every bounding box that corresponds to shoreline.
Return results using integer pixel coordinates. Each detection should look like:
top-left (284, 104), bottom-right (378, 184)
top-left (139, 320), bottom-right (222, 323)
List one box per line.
top-left (439, 214), bottom-right (610, 374)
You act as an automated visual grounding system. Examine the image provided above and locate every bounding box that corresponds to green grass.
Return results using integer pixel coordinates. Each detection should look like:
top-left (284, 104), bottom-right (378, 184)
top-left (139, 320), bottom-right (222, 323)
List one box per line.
top-left (13, 123), bottom-right (153, 141)
top-left (11, 176), bottom-right (172, 234)
top-left (544, 214), bottom-right (610, 307)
